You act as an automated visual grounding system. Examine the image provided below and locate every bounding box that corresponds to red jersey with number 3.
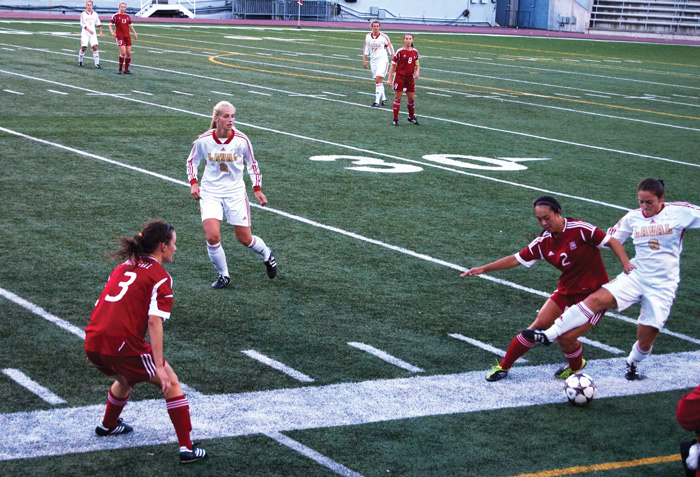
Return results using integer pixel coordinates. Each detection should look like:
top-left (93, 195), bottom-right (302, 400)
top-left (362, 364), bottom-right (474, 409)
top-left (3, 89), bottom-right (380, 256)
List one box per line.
top-left (85, 257), bottom-right (173, 356)
top-left (110, 12), bottom-right (132, 38)
top-left (392, 47), bottom-right (419, 77)
top-left (515, 218), bottom-right (611, 295)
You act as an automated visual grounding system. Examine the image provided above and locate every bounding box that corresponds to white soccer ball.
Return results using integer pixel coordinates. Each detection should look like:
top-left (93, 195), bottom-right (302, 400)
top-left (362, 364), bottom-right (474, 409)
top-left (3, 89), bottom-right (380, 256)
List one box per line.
top-left (564, 373), bottom-right (596, 406)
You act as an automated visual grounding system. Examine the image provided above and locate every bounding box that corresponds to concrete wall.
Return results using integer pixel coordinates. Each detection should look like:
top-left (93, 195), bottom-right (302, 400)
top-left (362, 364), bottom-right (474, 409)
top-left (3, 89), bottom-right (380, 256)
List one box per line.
top-left (548, 0), bottom-right (590, 33)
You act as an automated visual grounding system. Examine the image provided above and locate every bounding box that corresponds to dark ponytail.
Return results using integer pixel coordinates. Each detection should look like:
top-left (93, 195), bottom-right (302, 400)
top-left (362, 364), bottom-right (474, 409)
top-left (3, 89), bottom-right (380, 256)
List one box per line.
top-left (111, 220), bottom-right (174, 263)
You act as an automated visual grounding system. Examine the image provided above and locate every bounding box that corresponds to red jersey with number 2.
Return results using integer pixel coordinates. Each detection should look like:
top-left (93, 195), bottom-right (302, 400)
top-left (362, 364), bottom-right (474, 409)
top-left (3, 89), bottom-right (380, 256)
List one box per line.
top-left (85, 257), bottom-right (173, 356)
top-left (392, 47), bottom-right (419, 77)
top-left (515, 218), bottom-right (611, 295)
top-left (111, 13), bottom-right (132, 38)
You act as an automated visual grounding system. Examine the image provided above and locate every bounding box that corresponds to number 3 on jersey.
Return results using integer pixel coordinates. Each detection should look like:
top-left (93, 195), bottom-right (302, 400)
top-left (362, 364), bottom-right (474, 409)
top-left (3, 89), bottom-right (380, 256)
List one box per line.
top-left (105, 271), bottom-right (137, 302)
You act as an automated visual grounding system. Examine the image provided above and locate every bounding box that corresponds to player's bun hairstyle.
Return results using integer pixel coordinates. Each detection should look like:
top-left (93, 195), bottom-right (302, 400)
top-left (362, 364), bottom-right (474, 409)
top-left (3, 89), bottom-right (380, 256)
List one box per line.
top-left (533, 195), bottom-right (562, 214)
top-left (210, 100), bottom-right (236, 130)
top-left (637, 178), bottom-right (665, 199)
top-left (111, 220), bottom-right (175, 262)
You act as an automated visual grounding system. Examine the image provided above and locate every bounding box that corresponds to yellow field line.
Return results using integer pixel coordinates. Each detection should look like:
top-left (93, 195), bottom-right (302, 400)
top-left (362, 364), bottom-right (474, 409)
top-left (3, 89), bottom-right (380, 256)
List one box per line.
top-left (509, 453), bottom-right (680, 477)
top-left (138, 39), bottom-right (700, 121)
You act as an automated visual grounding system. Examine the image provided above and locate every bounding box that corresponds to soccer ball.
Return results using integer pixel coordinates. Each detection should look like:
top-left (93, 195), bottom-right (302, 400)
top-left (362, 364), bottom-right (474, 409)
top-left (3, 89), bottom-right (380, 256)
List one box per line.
top-left (564, 373), bottom-right (596, 406)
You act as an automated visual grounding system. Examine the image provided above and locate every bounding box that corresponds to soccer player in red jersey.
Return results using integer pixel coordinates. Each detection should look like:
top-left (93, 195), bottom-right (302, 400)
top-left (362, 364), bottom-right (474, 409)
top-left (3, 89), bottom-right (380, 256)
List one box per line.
top-left (85, 221), bottom-right (206, 463)
top-left (387, 33), bottom-right (420, 126)
top-left (109, 1), bottom-right (138, 74)
top-left (678, 385), bottom-right (700, 476)
top-left (461, 196), bottom-right (633, 382)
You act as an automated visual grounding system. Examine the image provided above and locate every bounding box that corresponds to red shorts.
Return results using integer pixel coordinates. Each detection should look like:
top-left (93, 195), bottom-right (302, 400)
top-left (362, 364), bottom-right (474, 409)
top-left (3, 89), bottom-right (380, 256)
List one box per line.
top-left (115, 36), bottom-right (132, 47)
top-left (678, 385), bottom-right (700, 435)
top-left (86, 350), bottom-right (165, 387)
top-left (392, 74), bottom-right (415, 93)
top-left (550, 290), bottom-right (607, 326)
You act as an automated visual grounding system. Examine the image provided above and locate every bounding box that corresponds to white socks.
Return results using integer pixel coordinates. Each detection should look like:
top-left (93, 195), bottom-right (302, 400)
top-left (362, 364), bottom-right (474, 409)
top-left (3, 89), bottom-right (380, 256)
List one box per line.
top-left (627, 340), bottom-right (652, 365)
top-left (93, 51), bottom-right (100, 66)
top-left (248, 236), bottom-right (271, 261)
top-left (207, 242), bottom-right (229, 277)
top-left (375, 83), bottom-right (384, 103)
top-left (544, 303), bottom-right (591, 342)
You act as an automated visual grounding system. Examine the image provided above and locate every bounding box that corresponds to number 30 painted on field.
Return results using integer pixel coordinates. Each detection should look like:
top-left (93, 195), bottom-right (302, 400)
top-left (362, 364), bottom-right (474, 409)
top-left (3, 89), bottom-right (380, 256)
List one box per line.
top-left (309, 154), bottom-right (530, 173)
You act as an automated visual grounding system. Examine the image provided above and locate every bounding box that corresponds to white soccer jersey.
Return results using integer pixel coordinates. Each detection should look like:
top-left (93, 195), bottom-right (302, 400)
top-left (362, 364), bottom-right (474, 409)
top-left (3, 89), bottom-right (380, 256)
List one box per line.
top-left (364, 32), bottom-right (394, 64)
top-left (80, 10), bottom-right (101, 34)
top-left (186, 128), bottom-right (262, 198)
top-left (608, 202), bottom-right (700, 287)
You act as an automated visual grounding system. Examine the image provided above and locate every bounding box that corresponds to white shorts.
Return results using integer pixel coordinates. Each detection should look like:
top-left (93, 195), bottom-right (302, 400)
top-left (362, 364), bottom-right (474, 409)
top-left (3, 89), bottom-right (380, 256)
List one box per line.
top-left (602, 271), bottom-right (676, 330)
top-left (370, 57), bottom-right (389, 79)
top-left (199, 191), bottom-right (251, 227)
top-left (81, 31), bottom-right (99, 48)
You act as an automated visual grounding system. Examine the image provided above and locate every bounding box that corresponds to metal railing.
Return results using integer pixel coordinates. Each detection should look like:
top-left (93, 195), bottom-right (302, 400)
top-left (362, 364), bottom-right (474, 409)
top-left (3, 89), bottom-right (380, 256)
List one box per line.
top-left (232, 0), bottom-right (337, 20)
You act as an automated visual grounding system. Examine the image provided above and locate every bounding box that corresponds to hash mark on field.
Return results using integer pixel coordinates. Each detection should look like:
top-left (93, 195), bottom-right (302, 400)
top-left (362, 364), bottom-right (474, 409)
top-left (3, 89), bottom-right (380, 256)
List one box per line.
top-left (1, 369), bottom-right (66, 405)
top-left (427, 92), bottom-right (451, 97)
top-left (132, 90), bottom-right (152, 96)
top-left (585, 93), bottom-right (611, 98)
top-left (47, 89), bottom-right (68, 95)
top-left (265, 431), bottom-right (364, 477)
top-left (249, 90), bottom-right (271, 96)
top-left (242, 349), bottom-right (315, 383)
top-left (322, 91), bottom-right (346, 97)
top-left (171, 90), bottom-right (193, 96)
top-left (210, 90), bottom-right (232, 96)
top-left (578, 337), bottom-right (624, 355)
top-left (554, 93), bottom-right (581, 98)
top-left (449, 333), bottom-right (527, 364)
top-left (3, 89), bottom-right (23, 95)
top-left (348, 342), bottom-right (424, 373)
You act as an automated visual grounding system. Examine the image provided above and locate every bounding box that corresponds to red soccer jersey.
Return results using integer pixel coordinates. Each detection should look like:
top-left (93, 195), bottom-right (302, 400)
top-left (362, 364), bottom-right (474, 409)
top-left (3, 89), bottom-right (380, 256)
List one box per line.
top-left (515, 218), bottom-right (611, 295)
top-left (392, 47), bottom-right (419, 77)
top-left (85, 257), bottom-right (173, 356)
top-left (110, 13), bottom-right (132, 37)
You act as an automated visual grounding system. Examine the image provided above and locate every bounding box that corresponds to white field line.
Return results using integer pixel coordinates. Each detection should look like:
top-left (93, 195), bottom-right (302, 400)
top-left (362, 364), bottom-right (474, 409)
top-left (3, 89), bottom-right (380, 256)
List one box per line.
top-left (2, 89), bottom-right (23, 94)
top-left (0, 95), bottom-right (636, 213)
top-left (578, 336), bottom-right (625, 354)
top-left (1, 127), bottom-right (699, 346)
top-left (46, 89), bottom-right (67, 95)
top-left (132, 90), bottom-right (152, 96)
top-left (242, 350), bottom-right (315, 383)
top-left (348, 342), bottom-right (424, 373)
top-left (448, 333), bottom-right (527, 363)
top-left (1, 369), bottom-right (66, 405)
top-left (4, 45), bottom-right (700, 135)
top-left (171, 90), bottom-right (193, 95)
top-left (0, 286), bottom-right (85, 339)
top-left (2, 351), bottom-right (700, 461)
top-left (210, 90), bottom-right (232, 96)
top-left (264, 431), bottom-right (364, 477)
top-left (249, 90), bottom-right (271, 96)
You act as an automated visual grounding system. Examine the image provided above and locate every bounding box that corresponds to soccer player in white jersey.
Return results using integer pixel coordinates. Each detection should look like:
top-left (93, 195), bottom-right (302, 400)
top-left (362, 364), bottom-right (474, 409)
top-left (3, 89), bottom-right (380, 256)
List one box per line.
top-left (363, 21), bottom-right (394, 108)
top-left (79, 0), bottom-right (103, 68)
top-left (187, 101), bottom-right (277, 289)
top-left (524, 178), bottom-right (700, 380)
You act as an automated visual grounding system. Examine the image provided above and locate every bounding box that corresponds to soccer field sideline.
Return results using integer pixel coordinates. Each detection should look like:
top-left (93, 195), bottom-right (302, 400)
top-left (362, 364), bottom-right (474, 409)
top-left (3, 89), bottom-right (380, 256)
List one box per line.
top-left (2, 350), bottom-right (699, 462)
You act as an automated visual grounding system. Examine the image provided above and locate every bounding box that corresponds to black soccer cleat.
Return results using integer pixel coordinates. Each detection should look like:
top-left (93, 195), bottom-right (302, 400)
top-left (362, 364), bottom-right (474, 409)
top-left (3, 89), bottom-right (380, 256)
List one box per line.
top-left (264, 249), bottom-right (277, 279)
top-left (117, 70), bottom-right (123, 74)
top-left (371, 102), bottom-right (380, 108)
top-left (180, 446), bottom-right (207, 464)
top-left (79, 60), bottom-right (83, 67)
top-left (124, 70), bottom-right (132, 75)
top-left (407, 117), bottom-right (420, 125)
top-left (211, 274), bottom-right (230, 289)
top-left (95, 64), bottom-right (101, 69)
top-left (392, 119), bottom-right (399, 126)
top-left (520, 329), bottom-right (552, 346)
top-left (625, 362), bottom-right (641, 380)
top-left (95, 417), bottom-right (133, 436)
top-left (381, 99), bottom-right (387, 106)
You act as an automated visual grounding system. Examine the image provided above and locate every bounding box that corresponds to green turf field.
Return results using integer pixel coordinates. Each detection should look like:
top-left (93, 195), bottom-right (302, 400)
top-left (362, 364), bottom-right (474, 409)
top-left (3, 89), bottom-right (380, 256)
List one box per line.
top-left (0, 19), bottom-right (699, 476)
